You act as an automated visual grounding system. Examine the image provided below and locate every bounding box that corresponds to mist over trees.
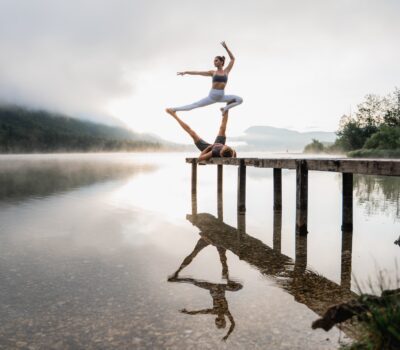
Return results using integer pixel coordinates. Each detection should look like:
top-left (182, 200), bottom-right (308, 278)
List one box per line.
top-left (0, 106), bottom-right (176, 153)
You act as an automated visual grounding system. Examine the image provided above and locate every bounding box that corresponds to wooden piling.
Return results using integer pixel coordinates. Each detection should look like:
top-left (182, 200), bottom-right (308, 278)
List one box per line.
top-left (341, 173), bottom-right (353, 232)
top-left (237, 160), bottom-right (246, 214)
top-left (237, 213), bottom-right (246, 235)
top-left (217, 165), bottom-right (223, 220)
top-left (296, 160), bottom-right (308, 235)
top-left (273, 209), bottom-right (282, 252)
top-left (341, 230), bottom-right (353, 290)
top-left (273, 168), bottom-right (282, 211)
top-left (191, 161), bottom-right (197, 216)
top-left (341, 173), bottom-right (353, 289)
top-left (273, 168), bottom-right (283, 251)
top-left (295, 233), bottom-right (307, 273)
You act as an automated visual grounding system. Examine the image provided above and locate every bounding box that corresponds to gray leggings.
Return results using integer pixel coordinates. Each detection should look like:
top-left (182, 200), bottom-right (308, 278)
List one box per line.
top-left (172, 89), bottom-right (243, 112)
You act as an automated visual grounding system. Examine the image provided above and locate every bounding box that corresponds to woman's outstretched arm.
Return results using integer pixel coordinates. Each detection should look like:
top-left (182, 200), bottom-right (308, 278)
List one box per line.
top-left (180, 308), bottom-right (214, 315)
top-left (198, 151), bottom-right (212, 162)
top-left (177, 70), bottom-right (214, 77)
top-left (221, 41), bottom-right (235, 74)
top-left (222, 311), bottom-right (235, 341)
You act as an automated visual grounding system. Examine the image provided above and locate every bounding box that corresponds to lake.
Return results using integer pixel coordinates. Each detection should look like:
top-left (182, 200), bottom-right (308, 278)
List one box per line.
top-left (0, 153), bottom-right (398, 349)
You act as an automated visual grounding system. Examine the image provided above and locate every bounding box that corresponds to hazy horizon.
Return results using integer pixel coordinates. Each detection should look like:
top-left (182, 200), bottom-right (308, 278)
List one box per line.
top-left (1, 0), bottom-right (399, 143)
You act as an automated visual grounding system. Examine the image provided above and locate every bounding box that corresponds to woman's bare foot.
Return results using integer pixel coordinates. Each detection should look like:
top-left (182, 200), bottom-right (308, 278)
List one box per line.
top-left (220, 107), bottom-right (225, 113)
top-left (166, 108), bottom-right (176, 116)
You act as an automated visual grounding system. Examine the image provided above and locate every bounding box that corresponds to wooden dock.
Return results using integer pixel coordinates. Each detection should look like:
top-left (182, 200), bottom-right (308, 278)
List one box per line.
top-left (186, 157), bottom-right (400, 235)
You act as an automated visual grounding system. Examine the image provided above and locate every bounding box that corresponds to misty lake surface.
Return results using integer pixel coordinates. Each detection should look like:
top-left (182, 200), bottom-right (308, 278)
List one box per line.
top-left (0, 153), bottom-right (399, 349)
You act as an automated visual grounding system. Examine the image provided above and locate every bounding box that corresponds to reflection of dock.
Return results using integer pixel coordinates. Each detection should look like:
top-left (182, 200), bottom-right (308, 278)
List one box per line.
top-left (184, 157), bottom-right (400, 321)
top-left (187, 213), bottom-right (356, 319)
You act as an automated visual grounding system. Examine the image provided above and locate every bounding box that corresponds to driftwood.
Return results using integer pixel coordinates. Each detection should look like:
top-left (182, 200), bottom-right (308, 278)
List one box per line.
top-left (312, 288), bottom-right (400, 331)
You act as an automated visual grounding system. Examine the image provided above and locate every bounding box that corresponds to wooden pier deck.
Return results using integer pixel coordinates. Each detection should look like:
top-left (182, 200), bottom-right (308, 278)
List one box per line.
top-left (186, 157), bottom-right (400, 176)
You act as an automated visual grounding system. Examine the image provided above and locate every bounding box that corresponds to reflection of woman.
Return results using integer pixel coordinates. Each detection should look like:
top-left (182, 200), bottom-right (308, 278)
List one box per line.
top-left (169, 277), bottom-right (242, 341)
top-left (168, 235), bottom-right (242, 340)
top-left (166, 41), bottom-right (243, 115)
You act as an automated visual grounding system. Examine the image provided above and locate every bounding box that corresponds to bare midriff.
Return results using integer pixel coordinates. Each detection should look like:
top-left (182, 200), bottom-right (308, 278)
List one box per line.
top-left (212, 82), bottom-right (226, 90)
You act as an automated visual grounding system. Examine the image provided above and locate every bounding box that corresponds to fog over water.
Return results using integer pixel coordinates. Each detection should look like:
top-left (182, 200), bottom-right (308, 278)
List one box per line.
top-left (0, 153), bottom-right (398, 348)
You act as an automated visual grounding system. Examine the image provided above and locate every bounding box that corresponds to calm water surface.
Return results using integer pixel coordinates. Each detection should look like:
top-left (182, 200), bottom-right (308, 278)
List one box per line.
top-left (0, 153), bottom-right (398, 349)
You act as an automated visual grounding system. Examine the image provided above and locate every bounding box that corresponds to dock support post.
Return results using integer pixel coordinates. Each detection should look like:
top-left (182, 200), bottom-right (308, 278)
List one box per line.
top-left (273, 168), bottom-right (282, 211)
top-left (273, 210), bottom-right (282, 252)
top-left (296, 160), bottom-right (308, 235)
top-left (341, 172), bottom-right (353, 289)
top-left (273, 169), bottom-right (282, 252)
top-left (295, 233), bottom-right (308, 273)
top-left (341, 173), bottom-right (353, 232)
top-left (217, 165), bottom-right (223, 220)
top-left (341, 230), bottom-right (353, 290)
top-left (191, 161), bottom-right (197, 216)
top-left (237, 160), bottom-right (246, 215)
top-left (237, 213), bottom-right (246, 235)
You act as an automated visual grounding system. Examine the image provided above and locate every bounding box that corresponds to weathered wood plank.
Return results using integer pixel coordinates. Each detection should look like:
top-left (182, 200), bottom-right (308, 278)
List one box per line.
top-left (255, 158), bottom-right (297, 169)
top-left (185, 157), bottom-right (400, 176)
top-left (305, 158), bottom-right (400, 176)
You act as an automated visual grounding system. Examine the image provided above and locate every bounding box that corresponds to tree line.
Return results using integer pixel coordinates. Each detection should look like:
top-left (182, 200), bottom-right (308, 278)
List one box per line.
top-left (304, 87), bottom-right (400, 157)
top-left (0, 106), bottom-right (169, 153)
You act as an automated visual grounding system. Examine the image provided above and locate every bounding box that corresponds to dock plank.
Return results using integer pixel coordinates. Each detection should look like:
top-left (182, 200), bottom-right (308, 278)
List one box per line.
top-left (186, 157), bottom-right (400, 176)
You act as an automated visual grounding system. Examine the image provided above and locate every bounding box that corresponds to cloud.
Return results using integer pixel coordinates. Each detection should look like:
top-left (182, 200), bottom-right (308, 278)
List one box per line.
top-left (0, 1), bottom-right (167, 117)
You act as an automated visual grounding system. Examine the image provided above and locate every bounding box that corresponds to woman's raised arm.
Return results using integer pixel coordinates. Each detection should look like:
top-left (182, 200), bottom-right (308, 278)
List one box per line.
top-left (221, 41), bottom-right (235, 74)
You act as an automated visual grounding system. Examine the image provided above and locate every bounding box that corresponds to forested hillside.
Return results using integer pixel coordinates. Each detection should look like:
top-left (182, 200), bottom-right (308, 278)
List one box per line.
top-left (0, 106), bottom-right (170, 153)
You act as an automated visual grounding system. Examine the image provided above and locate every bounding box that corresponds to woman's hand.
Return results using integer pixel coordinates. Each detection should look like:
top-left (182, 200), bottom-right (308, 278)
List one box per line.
top-left (177, 71), bottom-right (186, 76)
top-left (221, 41), bottom-right (228, 50)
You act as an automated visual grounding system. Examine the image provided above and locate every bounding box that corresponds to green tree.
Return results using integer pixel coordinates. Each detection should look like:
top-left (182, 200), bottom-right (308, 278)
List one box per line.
top-left (364, 126), bottom-right (400, 150)
top-left (304, 139), bottom-right (325, 153)
top-left (335, 118), bottom-right (378, 151)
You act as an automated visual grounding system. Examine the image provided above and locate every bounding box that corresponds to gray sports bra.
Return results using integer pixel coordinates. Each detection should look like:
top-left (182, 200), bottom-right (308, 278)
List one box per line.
top-left (212, 74), bottom-right (228, 83)
top-left (212, 143), bottom-right (224, 157)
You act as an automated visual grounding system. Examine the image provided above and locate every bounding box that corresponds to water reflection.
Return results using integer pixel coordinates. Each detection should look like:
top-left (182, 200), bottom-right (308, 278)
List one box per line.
top-left (168, 236), bottom-right (242, 340)
top-left (184, 212), bottom-right (356, 321)
top-left (352, 175), bottom-right (400, 220)
top-left (0, 156), bottom-right (155, 204)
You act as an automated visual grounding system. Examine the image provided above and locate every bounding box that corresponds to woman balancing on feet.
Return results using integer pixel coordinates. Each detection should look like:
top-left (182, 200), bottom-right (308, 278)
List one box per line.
top-left (166, 109), bottom-right (236, 161)
top-left (166, 41), bottom-right (243, 114)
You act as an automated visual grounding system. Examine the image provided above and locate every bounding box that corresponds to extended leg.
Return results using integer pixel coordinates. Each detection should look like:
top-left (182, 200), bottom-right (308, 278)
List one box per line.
top-left (166, 109), bottom-right (201, 142)
top-left (217, 110), bottom-right (229, 137)
top-left (169, 238), bottom-right (209, 279)
top-left (170, 95), bottom-right (216, 112)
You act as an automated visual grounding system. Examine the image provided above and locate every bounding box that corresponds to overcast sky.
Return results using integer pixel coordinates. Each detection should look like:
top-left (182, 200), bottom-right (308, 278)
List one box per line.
top-left (1, 0), bottom-right (399, 142)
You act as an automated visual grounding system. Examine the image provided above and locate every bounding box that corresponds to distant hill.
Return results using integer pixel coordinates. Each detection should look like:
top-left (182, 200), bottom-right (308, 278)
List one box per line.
top-left (231, 125), bottom-right (336, 151)
top-left (0, 105), bottom-right (179, 153)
